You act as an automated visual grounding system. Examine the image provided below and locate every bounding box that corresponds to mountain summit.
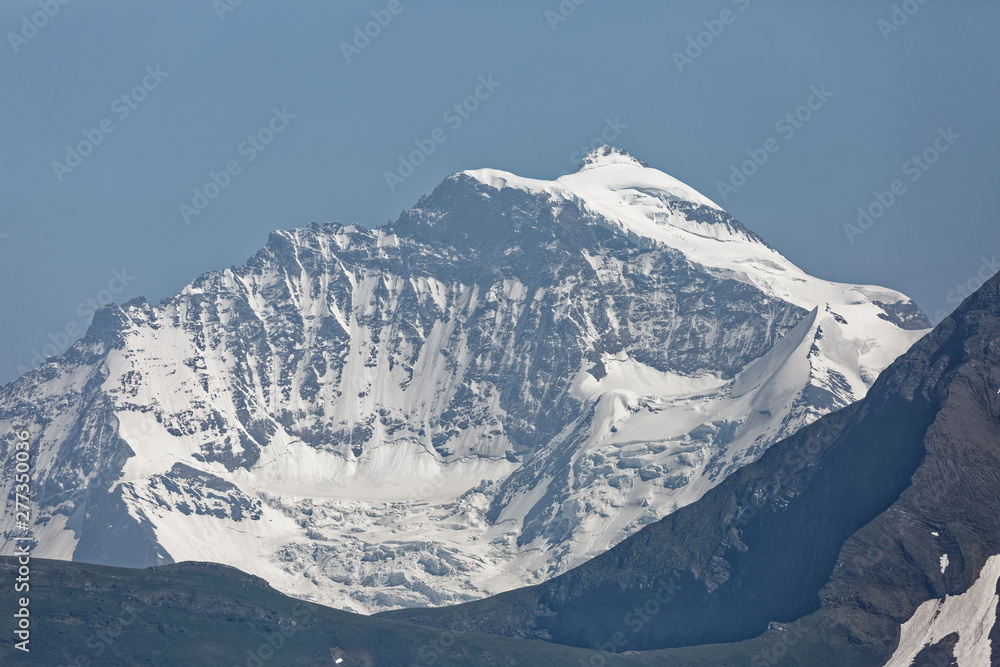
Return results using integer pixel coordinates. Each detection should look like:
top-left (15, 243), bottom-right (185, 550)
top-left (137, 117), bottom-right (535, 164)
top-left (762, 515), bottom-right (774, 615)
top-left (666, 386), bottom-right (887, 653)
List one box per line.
top-left (0, 149), bottom-right (929, 613)
top-left (577, 145), bottom-right (650, 171)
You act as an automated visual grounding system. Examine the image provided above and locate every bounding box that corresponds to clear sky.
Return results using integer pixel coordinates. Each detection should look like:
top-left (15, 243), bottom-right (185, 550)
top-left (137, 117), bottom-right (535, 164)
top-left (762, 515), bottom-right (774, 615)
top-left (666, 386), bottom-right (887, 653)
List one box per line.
top-left (1, 1), bottom-right (998, 384)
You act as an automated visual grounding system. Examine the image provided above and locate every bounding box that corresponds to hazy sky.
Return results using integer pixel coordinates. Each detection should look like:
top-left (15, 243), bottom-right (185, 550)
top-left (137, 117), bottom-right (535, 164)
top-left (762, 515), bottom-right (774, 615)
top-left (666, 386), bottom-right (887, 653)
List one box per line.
top-left (1, 1), bottom-right (998, 384)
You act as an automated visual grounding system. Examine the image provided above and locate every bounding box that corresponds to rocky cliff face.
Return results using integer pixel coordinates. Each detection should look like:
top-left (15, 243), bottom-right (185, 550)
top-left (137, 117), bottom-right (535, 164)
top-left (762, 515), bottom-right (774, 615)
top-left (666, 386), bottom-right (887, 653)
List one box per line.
top-left (0, 147), bottom-right (929, 612)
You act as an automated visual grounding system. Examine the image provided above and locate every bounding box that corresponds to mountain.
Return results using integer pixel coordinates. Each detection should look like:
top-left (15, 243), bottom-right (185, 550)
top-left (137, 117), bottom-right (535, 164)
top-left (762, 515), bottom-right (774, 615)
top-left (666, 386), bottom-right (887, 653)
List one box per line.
top-left (6, 274), bottom-right (995, 667)
top-left (0, 146), bottom-right (929, 613)
top-left (382, 271), bottom-right (1000, 666)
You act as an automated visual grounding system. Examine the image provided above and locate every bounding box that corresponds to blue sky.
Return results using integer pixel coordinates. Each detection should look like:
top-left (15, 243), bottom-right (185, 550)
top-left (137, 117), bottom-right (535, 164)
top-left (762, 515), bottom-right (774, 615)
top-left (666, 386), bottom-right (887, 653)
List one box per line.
top-left (1, 1), bottom-right (998, 384)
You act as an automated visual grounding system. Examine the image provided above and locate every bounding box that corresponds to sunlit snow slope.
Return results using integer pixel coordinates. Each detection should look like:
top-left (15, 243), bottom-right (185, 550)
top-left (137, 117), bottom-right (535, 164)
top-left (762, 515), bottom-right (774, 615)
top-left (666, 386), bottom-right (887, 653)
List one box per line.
top-left (0, 146), bottom-right (930, 613)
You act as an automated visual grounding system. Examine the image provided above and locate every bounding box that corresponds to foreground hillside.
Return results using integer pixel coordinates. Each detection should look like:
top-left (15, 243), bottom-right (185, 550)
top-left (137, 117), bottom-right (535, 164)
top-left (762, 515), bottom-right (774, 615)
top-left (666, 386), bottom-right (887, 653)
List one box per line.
top-left (0, 556), bottom-right (882, 666)
top-left (0, 557), bottom-right (645, 666)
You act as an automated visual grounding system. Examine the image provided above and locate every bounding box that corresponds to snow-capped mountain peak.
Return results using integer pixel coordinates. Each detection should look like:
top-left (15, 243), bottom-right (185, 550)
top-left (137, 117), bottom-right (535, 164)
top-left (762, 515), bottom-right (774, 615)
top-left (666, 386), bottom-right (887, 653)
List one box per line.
top-left (461, 144), bottom-right (723, 215)
top-left (577, 145), bottom-right (648, 171)
top-left (0, 148), bottom-right (930, 614)
top-left (458, 148), bottom-right (917, 319)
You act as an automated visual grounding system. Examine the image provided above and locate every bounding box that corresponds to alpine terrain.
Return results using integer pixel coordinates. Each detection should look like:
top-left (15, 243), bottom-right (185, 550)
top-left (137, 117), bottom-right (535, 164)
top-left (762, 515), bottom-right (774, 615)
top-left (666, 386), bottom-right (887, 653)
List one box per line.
top-left (0, 146), bottom-right (930, 613)
top-left (5, 272), bottom-right (998, 667)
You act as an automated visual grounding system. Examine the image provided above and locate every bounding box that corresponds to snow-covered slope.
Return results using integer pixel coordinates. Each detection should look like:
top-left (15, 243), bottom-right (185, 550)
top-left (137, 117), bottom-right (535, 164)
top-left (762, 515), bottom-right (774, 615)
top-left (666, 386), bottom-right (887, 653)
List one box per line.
top-left (0, 146), bottom-right (930, 613)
